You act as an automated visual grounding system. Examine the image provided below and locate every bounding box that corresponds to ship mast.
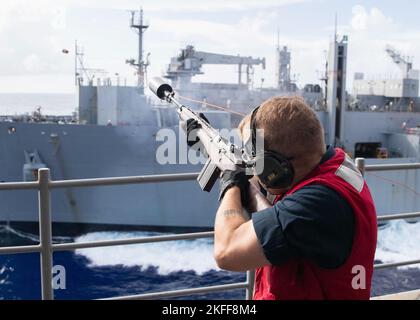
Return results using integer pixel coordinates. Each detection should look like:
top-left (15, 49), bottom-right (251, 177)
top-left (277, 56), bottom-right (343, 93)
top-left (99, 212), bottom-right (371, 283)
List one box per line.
top-left (73, 41), bottom-right (106, 86)
top-left (127, 8), bottom-right (149, 88)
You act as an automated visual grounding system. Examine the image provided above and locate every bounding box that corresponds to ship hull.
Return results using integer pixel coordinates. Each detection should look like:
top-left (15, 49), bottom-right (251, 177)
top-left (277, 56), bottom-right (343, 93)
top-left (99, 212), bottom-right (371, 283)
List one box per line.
top-left (0, 122), bottom-right (219, 234)
top-left (1, 117), bottom-right (420, 236)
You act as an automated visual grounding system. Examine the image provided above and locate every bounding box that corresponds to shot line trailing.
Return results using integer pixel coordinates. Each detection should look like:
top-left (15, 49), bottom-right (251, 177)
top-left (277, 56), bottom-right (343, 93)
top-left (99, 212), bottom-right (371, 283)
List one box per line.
top-left (367, 172), bottom-right (420, 199)
top-left (177, 95), bottom-right (247, 117)
top-left (178, 95), bottom-right (419, 200)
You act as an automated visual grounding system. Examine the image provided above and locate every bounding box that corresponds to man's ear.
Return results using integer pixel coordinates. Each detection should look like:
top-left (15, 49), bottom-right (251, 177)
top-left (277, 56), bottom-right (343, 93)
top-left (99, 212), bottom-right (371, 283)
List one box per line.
top-left (238, 115), bottom-right (252, 141)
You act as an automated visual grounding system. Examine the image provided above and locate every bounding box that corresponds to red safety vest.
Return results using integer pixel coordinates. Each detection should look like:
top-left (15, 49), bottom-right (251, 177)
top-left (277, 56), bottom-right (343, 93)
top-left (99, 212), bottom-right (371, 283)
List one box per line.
top-left (253, 148), bottom-right (377, 300)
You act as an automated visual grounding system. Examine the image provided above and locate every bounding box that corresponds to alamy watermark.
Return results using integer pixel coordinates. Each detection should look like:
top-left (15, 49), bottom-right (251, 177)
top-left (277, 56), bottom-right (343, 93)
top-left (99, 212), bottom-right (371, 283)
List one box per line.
top-left (351, 265), bottom-right (367, 290)
top-left (155, 126), bottom-right (265, 175)
top-left (52, 265), bottom-right (66, 290)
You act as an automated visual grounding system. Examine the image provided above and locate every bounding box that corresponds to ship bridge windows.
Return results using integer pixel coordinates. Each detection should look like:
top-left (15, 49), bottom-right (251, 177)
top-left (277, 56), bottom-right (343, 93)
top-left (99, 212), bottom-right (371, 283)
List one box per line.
top-left (355, 142), bottom-right (382, 159)
top-left (303, 84), bottom-right (322, 93)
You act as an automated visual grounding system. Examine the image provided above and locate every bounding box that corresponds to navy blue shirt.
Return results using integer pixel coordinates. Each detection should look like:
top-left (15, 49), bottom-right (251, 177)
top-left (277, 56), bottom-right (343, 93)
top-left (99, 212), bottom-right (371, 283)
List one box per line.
top-left (252, 147), bottom-right (355, 269)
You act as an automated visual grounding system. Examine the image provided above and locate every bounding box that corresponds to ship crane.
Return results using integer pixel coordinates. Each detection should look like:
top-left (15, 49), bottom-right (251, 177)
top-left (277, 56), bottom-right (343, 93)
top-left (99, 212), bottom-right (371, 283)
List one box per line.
top-left (385, 45), bottom-right (413, 78)
top-left (165, 45), bottom-right (266, 87)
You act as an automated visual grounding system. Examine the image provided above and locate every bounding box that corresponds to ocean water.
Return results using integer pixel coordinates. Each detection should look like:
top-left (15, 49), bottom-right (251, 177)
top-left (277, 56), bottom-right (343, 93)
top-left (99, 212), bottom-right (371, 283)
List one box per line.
top-left (0, 226), bottom-right (245, 300)
top-left (0, 221), bottom-right (420, 300)
top-left (0, 93), bottom-right (76, 116)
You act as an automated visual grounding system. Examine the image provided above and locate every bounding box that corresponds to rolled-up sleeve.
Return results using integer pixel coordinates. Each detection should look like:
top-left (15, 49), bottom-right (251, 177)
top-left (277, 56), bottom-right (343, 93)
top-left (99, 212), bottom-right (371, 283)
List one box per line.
top-left (252, 207), bottom-right (294, 266)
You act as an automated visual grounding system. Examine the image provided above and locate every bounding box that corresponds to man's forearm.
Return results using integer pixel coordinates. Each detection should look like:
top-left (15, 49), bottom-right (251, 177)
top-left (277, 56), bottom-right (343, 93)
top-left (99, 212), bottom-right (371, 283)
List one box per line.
top-left (248, 181), bottom-right (272, 213)
top-left (214, 187), bottom-right (250, 257)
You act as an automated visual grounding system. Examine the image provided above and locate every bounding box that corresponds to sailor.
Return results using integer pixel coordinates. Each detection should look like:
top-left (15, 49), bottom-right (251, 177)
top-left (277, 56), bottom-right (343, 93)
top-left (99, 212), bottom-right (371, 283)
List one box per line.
top-left (196, 96), bottom-right (378, 300)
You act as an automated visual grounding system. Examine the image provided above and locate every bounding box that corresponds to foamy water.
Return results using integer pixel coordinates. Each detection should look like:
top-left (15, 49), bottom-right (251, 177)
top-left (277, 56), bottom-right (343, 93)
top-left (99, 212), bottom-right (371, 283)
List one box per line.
top-left (1, 222), bottom-right (419, 299)
top-left (375, 220), bottom-right (420, 269)
top-left (73, 220), bottom-right (420, 276)
top-left (75, 232), bottom-right (220, 275)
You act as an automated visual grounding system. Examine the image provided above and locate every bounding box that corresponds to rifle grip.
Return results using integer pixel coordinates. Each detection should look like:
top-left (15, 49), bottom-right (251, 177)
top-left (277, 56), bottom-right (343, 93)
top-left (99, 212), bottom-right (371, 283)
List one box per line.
top-left (197, 159), bottom-right (221, 192)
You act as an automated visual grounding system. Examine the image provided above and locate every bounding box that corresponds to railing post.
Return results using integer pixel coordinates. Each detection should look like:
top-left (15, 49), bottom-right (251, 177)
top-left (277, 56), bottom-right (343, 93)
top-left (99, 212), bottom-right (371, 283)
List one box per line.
top-left (245, 270), bottom-right (255, 300)
top-left (38, 168), bottom-right (54, 300)
top-left (355, 158), bottom-right (366, 177)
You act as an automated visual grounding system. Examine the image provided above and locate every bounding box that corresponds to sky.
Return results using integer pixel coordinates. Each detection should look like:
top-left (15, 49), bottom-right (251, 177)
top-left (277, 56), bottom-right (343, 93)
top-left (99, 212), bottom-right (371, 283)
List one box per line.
top-left (1, 0), bottom-right (420, 93)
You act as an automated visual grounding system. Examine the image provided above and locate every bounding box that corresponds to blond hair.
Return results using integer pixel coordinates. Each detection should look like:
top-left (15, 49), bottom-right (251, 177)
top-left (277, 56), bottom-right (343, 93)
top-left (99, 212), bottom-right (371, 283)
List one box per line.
top-left (240, 96), bottom-right (325, 158)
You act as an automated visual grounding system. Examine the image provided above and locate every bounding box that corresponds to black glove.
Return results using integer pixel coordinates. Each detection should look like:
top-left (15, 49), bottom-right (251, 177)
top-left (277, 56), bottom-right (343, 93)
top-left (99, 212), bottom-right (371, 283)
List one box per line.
top-left (186, 113), bottom-right (209, 147)
top-left (219, 169), bottom-right (252, 207)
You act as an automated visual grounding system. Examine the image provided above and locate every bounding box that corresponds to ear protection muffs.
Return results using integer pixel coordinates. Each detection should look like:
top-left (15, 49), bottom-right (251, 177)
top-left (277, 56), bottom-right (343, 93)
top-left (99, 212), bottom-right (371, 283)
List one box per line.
top-left (249, 106), bottom-right (295, 189)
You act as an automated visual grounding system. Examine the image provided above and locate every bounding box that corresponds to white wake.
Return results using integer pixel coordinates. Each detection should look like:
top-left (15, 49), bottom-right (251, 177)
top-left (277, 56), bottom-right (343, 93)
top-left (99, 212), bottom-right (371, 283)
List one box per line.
top-left (375, 220), bottom-right (420, 269)
top-left (73, 220), bottom-right (420, 275)
top-left (74, 231), bottom-right (219, 275)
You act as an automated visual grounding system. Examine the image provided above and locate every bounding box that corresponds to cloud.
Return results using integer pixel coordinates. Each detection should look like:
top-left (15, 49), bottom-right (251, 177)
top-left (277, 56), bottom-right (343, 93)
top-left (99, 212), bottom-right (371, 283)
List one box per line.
top-left (0, 0), bottom-right (71, 76)
top-left (343, 5), bottom-right (420, 87)
top-left (151, 16), bottom-right (275, 50)
top-left (60, 0), bottom-right (313, 13)
top-left (144, 0), bottom-right (312, 13)
top-left (1, 1), bottom-right (420, 94)
top-left (0, 0), bottom-right (67, 32)
top-left (350, 5), bottom-right (394, 32)
top-left (0, 0), bottom-right (313, 79)
top-left (22, 54), bottom-right (45, 73)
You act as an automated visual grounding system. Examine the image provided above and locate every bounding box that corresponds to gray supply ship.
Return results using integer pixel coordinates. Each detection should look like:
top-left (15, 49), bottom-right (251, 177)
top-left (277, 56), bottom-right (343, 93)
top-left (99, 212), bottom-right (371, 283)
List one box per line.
top-left (1, 10), bottom-right (420, 235)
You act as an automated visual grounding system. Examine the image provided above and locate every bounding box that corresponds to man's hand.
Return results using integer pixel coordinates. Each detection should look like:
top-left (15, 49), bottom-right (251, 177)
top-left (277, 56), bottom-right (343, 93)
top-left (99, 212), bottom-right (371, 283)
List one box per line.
top-left (247, 179), bottom-right (272, 213)
top-left (186, 113), bottom-right (209, 147)
top-left (219, 169), bottom-right (252, 207)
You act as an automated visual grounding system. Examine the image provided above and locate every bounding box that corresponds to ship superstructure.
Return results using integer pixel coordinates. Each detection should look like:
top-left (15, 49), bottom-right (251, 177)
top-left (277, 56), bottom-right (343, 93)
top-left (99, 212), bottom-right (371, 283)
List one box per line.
top-left (164, 44), bottom-right (324, 125)
top-left (352, 45), bottom-right (420, 112)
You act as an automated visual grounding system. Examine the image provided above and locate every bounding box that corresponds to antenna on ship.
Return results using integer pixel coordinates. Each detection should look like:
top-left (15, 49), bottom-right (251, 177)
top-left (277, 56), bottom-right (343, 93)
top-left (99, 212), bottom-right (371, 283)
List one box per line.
top-left (334, 13), bottom-right (338, 42)
top-left (127, 8), bottom-right (150, 89)
top-left (75, 40), bottom-right (82, 86)
top-left (74, 41), bottom-right (88, 86)
top-left (71, 41), bottom-right (107, 86)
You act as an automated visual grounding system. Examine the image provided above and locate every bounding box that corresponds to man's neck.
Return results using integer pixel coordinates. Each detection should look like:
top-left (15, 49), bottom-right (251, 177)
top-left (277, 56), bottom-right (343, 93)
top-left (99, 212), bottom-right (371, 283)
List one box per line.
top-left (291, 152), bottom-right (326, 188)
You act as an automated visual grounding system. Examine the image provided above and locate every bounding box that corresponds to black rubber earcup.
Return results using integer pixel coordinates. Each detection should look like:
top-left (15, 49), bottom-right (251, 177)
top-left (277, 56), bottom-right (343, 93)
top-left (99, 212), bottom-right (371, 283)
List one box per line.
top-left (257, 152), bottom-right (295, 189)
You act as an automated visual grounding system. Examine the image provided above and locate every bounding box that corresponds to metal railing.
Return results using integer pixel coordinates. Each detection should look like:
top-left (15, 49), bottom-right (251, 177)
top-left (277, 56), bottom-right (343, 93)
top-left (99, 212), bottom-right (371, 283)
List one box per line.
top-left (0, 169), bottom-right (254, 300)
top-left (355, 159), bottom-right (420, 272)
top-left (0, 159), bottom-right (419, 300)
